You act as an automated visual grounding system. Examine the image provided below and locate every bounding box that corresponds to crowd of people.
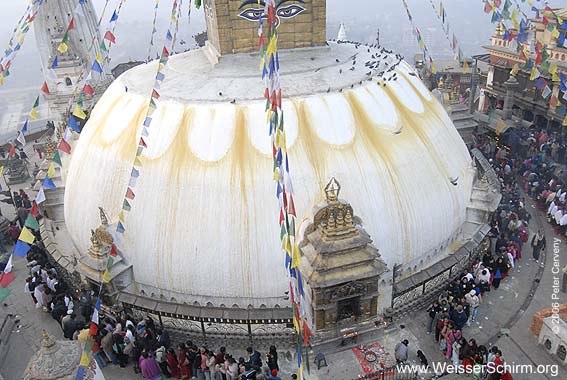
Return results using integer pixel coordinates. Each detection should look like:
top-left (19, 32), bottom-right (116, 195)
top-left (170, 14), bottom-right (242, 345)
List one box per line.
top-left (416, 125), bottom-right (566, 379)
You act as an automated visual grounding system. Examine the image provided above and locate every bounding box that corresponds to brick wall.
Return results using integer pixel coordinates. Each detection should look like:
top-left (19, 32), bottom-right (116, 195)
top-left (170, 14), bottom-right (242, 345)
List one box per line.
top-left (530, 304), bottom-right (567, 336)
top-left (204, 0), bottom-right (327, 55)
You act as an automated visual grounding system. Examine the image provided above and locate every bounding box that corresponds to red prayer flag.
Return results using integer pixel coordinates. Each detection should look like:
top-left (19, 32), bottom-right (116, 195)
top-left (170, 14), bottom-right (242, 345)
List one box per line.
top-left (0, 272), bottom-right (15, 288)
top-left (9, 145), bottom-right (16, 157)
top-left (41, 81), bottom-right (49, 95)
top-left (125, 187), bottom-right (135, 200)
top-left (110, 244), bottom-right (118, 257)
top-left (138, 137), bottom-right (147, 148)
top-left (58, 138), bottom-right (71, 154)
top-left (288, 195), bottom-right (296, 216)
top-left (104, 31), bottom-right (116, 43)
top-left (279, 209), bottom-right (284, 225)
top-left (30, 202), bottom-right (39, 217)
top-left (277, 89), bottom-right (282, 109)
top-left (68, 18), bottom-right (75, 30)
top-left (89, 321), bottom-right (98, 337)
top-left (162, 47), bottom-right (170, 58)
top-left (302, 322), bottom-right (312, 345)
top-left (82, 83), bottom-right (94, 96)
top-left (151, 89), bottom-right (160, 99)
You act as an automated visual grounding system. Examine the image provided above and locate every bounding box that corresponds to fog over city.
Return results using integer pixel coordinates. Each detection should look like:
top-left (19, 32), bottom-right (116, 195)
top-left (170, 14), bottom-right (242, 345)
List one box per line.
top-left (0, 1), bottom-right (563, 103)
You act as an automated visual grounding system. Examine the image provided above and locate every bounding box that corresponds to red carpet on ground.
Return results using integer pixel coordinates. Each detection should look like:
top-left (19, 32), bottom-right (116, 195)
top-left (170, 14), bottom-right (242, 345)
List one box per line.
top-left (352, 342), bottom-right (396, 374)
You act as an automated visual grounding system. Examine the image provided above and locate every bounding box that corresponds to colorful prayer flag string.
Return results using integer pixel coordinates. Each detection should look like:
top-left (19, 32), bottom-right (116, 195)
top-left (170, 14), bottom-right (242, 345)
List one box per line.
top-left (257, 1), bottom-right (311, 378)
top-left (0, 0), bottom-right (42, 87)
top-left (400, 0), bottom-right (437, 73)
top-left (116, 0), bottom-right (185, 236)
top-left (147, 0), bottom-right (161, 61)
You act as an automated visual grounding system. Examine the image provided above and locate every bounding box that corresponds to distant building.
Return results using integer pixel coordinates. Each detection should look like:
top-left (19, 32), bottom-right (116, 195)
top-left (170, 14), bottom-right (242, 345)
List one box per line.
top-left (482, 8), bottom-right (567, 129)
top-left (337, 22), bottom-right (348, 41)
top-left (111, 61), bottom-right (144, 79)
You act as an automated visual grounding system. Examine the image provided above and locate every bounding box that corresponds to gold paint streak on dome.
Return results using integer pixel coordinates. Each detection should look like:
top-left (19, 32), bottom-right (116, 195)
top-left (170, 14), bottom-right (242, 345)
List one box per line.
top-left (345, 90), bottom-right (412, 261)
top-left (295, 100), bottom-right (327, 188)
top-left (385, 75), bottom-right (462, 228)
top-left (230, 107), bottom-right (253, 299)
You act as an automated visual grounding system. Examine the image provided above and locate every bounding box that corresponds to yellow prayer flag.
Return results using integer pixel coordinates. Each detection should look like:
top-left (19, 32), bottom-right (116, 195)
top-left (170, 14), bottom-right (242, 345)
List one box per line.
top-left (563, 115), bottom-right (567, 127)
top-left (57, 42), bottom-right (68, 54)
top-left (47, 162), bottom-right (55, 178)
top-left (0, 74), bottom-right (4, 86)
top-left (273, 168), bottom-right (280, 181)
top-left (80, 351), bottom-right (90, 366)
top-left (134, 156), bottom-right (143, 167)
top-left (29, 107), bottom-right (38, 120)
top-left (529, 66), bottom-right (540, 81)
top-left (291, 243), bottom-right (301, 268)
top-left (552, 27), bottom-right (560, 39)
top-left (118, 210), bottom-right (125, 223)
top-left (72, 104), bottom-right (86, 119)
top-left (549, 62), bottom-right (558, 75)
top-left (102, 268), bottom-right (111, 283)
top-left (266, 35), bottom-right (277, 55)
top-left (19, 227), bottom-right (35, 244)
top-left (430, 62), bottom-right (437, 74)
top-left (292, 315), bottom-right (300, 333)
top-left (495, 119), bottom-right (507, 136)
top-left (95, 51), bottom-right (103, 63)
top-left (0, 166), bottom-right (3, 176)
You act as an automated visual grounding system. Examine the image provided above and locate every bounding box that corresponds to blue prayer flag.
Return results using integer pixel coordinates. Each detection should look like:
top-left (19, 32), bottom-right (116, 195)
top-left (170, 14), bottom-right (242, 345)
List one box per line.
top-left (43, 176), bottom-right (56, 190)
top-left (110, 11), bottom-right (118, 22)
top-left (13, 240), bottom-right (31, 257)
top-left (91, 61), bottom-right (103, 73)
top-left (69, 115), bottom-right (80, 132)
top-left (51, 56), bottom-right (58, 69)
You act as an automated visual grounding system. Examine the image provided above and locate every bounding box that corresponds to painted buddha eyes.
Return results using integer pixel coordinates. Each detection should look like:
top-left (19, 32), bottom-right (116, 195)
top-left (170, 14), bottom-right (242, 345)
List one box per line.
top-left (238, 4), bottom-right (306, 23)
top-left (238, 8), bottom-right (264, 22)
top-left (277, 4), bottom-right (305, 19)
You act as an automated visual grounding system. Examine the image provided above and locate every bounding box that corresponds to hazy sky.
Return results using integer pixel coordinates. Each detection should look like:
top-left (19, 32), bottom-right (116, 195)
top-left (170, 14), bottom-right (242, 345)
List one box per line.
top-left (0, 0), bottom-right (564, 91)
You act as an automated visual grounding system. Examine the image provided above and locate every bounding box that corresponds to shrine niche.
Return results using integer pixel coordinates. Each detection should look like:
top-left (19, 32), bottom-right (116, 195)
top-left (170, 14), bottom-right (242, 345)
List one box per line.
top-left (298, 178), bottom-right (388, 340)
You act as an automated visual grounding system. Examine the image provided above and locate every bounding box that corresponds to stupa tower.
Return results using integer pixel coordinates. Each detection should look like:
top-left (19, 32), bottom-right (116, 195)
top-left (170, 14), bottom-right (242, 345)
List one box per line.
top-left (34, 0), bottom-right (110, 122)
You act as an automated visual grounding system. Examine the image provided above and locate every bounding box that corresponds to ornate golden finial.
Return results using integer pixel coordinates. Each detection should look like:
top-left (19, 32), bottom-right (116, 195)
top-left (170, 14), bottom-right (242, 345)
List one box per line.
top-left (325, 177), bottom-right (341, 204)
top-left (336, 209), bottom-right (345, 227)
top-left (99, 207), bottom-right (109, 226)
top-left (327, 211), bottom-right (336, 230)
top-left (41, 330), bottom-right (56, 349)
top-left (345, 208), bottom-right (353, 226)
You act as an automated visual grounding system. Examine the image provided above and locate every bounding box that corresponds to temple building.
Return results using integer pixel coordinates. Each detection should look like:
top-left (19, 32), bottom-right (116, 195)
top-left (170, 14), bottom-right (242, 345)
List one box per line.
top-left (481, 8), bottom-right (567, 129)
top-left (34, 0), bottom-right (111, 123)
top-left (39, 0), bottom-right (499, 343)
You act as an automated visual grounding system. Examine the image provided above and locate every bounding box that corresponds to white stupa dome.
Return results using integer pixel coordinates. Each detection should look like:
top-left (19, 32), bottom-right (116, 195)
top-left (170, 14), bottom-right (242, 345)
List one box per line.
top-left (63, 42), bottom-right (474, 308)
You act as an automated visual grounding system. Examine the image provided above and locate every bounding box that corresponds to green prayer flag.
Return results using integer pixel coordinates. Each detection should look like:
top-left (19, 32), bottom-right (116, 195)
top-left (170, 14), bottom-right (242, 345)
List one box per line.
top-left (123, 199), bottom-right (131, 211)
top-left (0, 287), bottom-right (11, 303)
top-left (53, 150), bottom-right (62, 166)
top-left (280, 223), bottom-right (286, 240)
top-left (25, 214), bottom-right (40, 231)
top-left (62, 32), bottom-right (69, 43)
top-left (33, 96), bottom-right (39, 108)
top-left (77, 93), bottom-right (84, 107)
top-left (107, 256), bottom-right (114, 269)
top-left (195, 0), bottom-right (202, 9)
top-left (100, 40), bottom-right (107, 53)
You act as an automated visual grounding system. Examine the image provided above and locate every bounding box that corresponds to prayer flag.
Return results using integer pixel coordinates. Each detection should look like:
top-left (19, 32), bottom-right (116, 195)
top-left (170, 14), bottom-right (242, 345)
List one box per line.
top-left (35, 187), bottom-right (46, 204)
top-left (25, 214), bottom-right (40, 231)
top-left (57, 42), bottom-right (68, 54)
top-left (43, 176), bottom-right (56, 190)
top-left (19, 227), bottom-right (35, 244)
top-left (68, 18), bottom-right (75, 31)
top-left (90, 297), bottom-right (101, 336)
top-left (29, 107), bottom-right (38, 120)
top-left (41, 81), bottom-right (49, 95)
top-left (91, 60), bottom-right (103, 74)
top-left (110, 10), bottom-right (118, 22)
top-left (47, 162), bottom-right (56, 178)
top-left (73, 104), bottom-right (87, 120)
top-left (104, 31), bottom-right (116, 43)
top-left (82, 83), bottom-right (94, 96)
top-left (53, 150), bottom-right (62, 166)
top-left (0, 287), bottom-right (11, 303)
top-left (80, 351), bottom-right (90, 366)
top-left (16, 130), bottom-right (26, 146)
top-left (13, 241), bottom-right (31, 257)
top-left (30, 202), bottom-right (39, 217)
top-left (0, 271), bottom-right (15, 288)
top-left (116, 221), bottom-right (125, 234)
top-left (530, 66), bottom-right (540, 81)
top-left (110, 244), bottom-right (118, 257)
top-left (69, 115), bottom-right (80, 132)
top-left (2, 254), bottom-right (12, 274)
top-left (125, 187), bottom-right (135, 200)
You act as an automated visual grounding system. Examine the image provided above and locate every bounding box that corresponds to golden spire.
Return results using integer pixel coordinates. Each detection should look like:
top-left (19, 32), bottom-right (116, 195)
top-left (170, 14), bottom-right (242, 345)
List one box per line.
top-left (325, 177), bottom-right (341, 204)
